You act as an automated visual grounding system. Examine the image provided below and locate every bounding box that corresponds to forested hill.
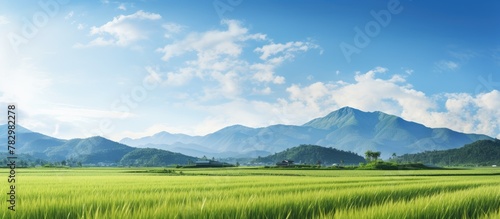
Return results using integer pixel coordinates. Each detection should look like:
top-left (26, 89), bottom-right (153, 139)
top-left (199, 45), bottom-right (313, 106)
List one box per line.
top-left (120, 148), bottom-right (197, 167)
top-left (254, 144), bottom-right (365, 165)
top-left (397, 139), bottom-right (500, 166)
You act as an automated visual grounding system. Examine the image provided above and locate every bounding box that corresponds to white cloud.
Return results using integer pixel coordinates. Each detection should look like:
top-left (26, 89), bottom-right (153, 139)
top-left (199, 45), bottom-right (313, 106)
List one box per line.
top-left (210, 71), bottom-right (241, 98)
top-left (251, 63), bottom-right (286, 84)
top-left (192, 99), bottom-right (287, 135)
top-left (65, 11), bottom-right (74, 20)
top-left (277, 67), bottom-right (500, 139)
top-left (163, 23), bottom-right (184, 33)
top-left (435, 60), bottom-right (460, 71)
top-left (254, 41), bottom-right (318, 60)
top-left (162, 22), bottom-right (186, 38)
top-left (155, 19), bottom-right (317, 100)
top-left (77, 23), bottom-right (85, 30)
top-left (35, 105), bottom-right (135, 123)
top-left (421, 90), bottom-right (500, 138)
top-left (118, 4), bottom-right (126, 11)
top-left (404, 68), bottom-right (414, 75)
top-left (166, 67), bottom-right (195, 86)
top-left (252, 87), bottom-right (272, 95)
top-left (78, 10), bottom-right (161, 47)
top-left (158, 20), bottom-right (263, 61)
top-left (286, 82), bottom-right (333, 112)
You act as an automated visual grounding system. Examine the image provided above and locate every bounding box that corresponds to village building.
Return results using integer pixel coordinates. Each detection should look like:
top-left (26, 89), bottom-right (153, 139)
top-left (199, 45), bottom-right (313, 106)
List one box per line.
top-left (276, 160), bottom-right (294, 167)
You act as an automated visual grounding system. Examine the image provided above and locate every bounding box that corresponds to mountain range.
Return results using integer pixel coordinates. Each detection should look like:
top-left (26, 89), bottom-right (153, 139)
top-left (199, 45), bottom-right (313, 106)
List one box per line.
top-left (0, 106), bottom-right (495, 164)
top-left (121, 107), bottom-right (494, 158)
top-left (0, 125), bottom-right (135, 163)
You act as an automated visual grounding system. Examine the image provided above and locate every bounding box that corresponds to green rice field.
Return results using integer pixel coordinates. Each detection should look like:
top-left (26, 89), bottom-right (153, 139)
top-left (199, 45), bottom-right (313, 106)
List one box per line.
top-left (1, 167), bottom-right (500, 218)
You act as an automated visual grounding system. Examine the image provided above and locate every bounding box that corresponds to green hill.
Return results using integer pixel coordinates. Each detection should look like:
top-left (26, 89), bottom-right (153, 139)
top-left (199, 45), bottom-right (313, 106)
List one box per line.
top-left (254, 144), bottom-right (365, 165)
top-left (397, 139), bottom-right (500, 166)
top-left (46, 136), bottom-right (135, 163)
top-left (120, 148), bottom-right (197, 167)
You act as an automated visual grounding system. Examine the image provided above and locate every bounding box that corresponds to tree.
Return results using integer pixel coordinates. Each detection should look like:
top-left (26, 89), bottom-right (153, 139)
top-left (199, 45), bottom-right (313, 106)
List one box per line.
top-left (365, 150), bottom-right (374, 162)
top-left (61, 160), bottom-right (67, 166)
top-left (236, 162), bottom-right (240, 167)
top-left (365, 150), bottom-right (381, 162)
top-left (77, 161), bottom-right (82, 167)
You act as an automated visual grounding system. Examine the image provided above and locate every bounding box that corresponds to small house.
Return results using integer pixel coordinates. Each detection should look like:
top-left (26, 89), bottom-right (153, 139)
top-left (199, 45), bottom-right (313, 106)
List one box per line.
top-left (276, 160), bottom-right (294, 167)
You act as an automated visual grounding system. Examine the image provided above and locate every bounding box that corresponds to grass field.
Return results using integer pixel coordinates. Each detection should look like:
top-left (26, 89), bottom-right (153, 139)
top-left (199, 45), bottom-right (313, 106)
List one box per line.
top-left (1, 167), bottom-right (500, 218)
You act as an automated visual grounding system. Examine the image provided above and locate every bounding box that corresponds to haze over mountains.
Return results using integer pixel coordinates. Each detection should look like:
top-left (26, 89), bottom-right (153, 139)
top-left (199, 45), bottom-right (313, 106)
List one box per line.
top-left (121, 107), bottom-right (493, 158)
top-left (0, 125), bottom-right (134, 163)
top-left (0, 107), bottom-right (494, 164)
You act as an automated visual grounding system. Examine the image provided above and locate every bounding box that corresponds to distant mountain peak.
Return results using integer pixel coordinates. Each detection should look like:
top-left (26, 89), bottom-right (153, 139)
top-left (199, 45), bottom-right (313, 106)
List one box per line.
top-left (303, 106), bottom-right (366, 130)
top-left (303, 107), bottom-right (401, 130)
top-left (337, 106), bottom-right (360, 113)
top-left (215, 124), bottom-right (253, 133)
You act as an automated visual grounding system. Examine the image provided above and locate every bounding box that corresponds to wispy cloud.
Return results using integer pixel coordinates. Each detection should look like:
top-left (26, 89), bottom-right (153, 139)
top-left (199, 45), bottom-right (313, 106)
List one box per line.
top-left (157, 20), bottom-right (264, 62)
top-left (435, 60), bottom-right (460, 72)
top-left (75, 10), bottom-right (161, 47)
top-left (162, 22), bottom-right (186, 39)
top-left (64, 11), bottom-right (74, 20)
top-left (36, 105), bottom-right (135, 122)
top-left (155, 19), bottom-right (319, 100)
top-left (118, 3), bottom-right (126, 11)
top-left (254, 41), bottom-right (318, 60)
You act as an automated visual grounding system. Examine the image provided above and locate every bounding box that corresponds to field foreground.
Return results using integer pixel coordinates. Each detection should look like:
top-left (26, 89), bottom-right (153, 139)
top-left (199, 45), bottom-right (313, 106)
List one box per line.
top-left (1, 167), bottom-right (500, 218)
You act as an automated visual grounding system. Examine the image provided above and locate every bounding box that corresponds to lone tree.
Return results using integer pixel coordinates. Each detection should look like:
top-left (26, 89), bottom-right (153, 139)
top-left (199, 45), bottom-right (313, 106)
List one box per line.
top-left (365, 150), bottom-right (373, 162)
top-left (365, 150), bottom-right (381, 162)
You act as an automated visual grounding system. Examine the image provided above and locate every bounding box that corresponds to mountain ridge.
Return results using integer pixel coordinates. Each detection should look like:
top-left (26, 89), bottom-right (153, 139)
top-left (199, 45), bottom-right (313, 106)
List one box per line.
top-left (120, 106), bottom-right (493, 158)
top-left (0, 107), bottom-right (494, 161)
top-left (0, 125), bottom-right (192, 165)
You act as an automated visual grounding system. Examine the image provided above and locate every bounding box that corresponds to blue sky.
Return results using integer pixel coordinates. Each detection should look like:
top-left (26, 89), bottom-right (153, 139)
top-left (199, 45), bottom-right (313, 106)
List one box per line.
top-left (1, 0), bottom-right (499, 140)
